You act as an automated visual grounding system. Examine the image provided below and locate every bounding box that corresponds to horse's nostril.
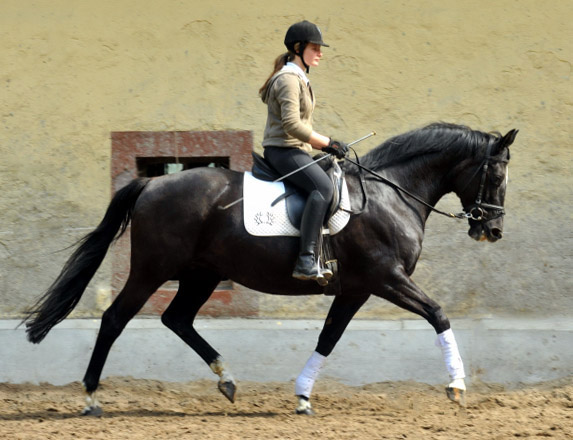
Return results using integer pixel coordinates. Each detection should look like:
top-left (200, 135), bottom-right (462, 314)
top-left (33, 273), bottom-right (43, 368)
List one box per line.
top-left (491, 228), bottom-right (503, 239)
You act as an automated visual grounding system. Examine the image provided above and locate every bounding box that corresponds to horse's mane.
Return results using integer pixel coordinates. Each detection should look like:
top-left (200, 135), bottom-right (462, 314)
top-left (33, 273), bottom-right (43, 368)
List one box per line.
top-left (345, 122), bottom-right (500, 176)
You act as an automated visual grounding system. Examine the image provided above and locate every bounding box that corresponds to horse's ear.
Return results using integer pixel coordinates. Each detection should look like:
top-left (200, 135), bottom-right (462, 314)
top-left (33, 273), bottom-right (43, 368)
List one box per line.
top-left (492, 129), bottom-right (518, 156)
top-left (499, 129), bottom-right (519, 149)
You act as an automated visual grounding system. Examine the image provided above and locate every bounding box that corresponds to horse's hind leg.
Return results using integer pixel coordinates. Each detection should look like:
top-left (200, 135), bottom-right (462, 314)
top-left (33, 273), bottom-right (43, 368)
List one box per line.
top-left (161, 269), bottom-right (236, 403)
top-left (81, 275), bottom-right (164, 415)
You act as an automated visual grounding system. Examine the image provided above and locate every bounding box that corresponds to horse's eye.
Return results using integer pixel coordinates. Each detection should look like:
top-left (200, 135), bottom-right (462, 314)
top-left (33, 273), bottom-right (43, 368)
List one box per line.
top-left (490, 174), bottom-right (504, 186)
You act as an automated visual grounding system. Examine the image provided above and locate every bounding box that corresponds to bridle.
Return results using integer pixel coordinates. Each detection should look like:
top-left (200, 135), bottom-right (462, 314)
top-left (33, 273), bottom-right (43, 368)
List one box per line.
top-left (458, 141), bottom-right (507, 222)
top-left (345, 140), bottom-right (507, 223)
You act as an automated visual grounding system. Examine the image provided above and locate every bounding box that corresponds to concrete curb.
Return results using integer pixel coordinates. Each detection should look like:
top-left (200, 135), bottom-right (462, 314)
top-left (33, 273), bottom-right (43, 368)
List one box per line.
top-left (1, 318), bottom-right (572, 386)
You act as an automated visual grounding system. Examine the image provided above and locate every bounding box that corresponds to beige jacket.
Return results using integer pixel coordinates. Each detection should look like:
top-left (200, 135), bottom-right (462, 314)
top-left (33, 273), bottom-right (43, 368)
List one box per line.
top-left (261, 69), bottom-right (315, 153)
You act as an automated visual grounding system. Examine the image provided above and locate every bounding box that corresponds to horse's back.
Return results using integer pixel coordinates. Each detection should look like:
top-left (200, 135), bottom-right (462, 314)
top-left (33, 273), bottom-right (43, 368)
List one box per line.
top-left (134, 167), bottom-right (242, 216)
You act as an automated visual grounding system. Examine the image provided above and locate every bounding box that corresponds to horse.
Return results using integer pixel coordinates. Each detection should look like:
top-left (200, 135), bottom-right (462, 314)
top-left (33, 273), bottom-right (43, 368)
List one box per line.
top-left (23, 122), bottom-right (518, 415)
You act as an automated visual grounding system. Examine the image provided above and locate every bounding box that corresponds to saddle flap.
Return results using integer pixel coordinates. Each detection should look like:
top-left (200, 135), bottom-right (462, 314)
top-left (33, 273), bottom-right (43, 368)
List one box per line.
top-left (283, 187), bottom-right (306, 229)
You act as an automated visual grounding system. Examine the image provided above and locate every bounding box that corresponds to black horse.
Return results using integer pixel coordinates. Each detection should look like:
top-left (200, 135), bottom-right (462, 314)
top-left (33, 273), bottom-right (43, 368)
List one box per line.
top-left (24, 122), bottom-right (517, 415)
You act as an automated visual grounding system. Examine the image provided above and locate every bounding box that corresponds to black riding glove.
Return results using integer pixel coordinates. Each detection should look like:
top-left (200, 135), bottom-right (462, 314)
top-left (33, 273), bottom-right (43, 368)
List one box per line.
top-left (323, 139), bottom-right (349, 159)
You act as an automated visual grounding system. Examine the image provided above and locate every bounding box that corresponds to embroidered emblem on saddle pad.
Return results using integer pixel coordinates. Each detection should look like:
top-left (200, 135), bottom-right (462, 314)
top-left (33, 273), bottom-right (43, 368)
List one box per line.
top-left (243, 172), bottom-right (351, 237)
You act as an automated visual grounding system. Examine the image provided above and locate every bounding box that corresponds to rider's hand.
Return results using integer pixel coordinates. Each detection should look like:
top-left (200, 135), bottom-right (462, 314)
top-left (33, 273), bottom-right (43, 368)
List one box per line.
top-left (323, 139), bottom-right (349, 159)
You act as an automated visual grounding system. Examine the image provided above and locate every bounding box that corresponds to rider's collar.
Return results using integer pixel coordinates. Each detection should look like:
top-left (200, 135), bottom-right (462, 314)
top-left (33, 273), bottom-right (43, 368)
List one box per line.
top-left (282, 62), bottom-right (310, 85)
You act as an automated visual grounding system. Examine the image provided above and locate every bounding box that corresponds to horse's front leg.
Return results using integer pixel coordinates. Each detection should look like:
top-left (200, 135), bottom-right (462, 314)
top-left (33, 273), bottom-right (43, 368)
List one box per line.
top-left (295, 294), bottom-right (369, 415)
top-left (435, 328), bottom-right (466, 405)
top-left (376, 266), bottom-right (467, 406)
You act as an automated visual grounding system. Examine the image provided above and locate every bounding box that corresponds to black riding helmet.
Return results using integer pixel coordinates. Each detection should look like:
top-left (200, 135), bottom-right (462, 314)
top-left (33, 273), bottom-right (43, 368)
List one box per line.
top-left (284, 20), bottom-right (329, 72)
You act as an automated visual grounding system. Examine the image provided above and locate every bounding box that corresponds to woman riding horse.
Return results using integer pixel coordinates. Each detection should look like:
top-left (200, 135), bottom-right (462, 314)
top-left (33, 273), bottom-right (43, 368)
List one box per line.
top-left (23, 122), bottom-right (517, 416)
top-left (259, 20), bottom-right (349, 285)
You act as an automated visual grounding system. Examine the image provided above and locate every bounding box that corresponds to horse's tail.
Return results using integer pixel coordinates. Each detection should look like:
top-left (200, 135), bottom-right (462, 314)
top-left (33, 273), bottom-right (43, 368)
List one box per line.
top-left (23, 177), bottom-right (151, 344)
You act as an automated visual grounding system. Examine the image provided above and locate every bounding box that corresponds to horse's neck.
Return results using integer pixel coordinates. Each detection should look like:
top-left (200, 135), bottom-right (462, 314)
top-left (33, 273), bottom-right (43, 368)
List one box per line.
top-left (380, 154), bottom-right (460, 219)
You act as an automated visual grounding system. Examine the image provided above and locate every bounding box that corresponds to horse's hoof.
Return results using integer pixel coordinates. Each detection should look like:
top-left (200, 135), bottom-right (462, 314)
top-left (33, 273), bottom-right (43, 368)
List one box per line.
top-left (295, 396), bottom-right (315, 415)
top-left (295, 407), bottom-right (316, 416)
top-left (218, 380), bottom-right (236, 403)
top-left (446, 386), bottom-right (466, 407)
top-left (81, 405), bottom-right (103, 417)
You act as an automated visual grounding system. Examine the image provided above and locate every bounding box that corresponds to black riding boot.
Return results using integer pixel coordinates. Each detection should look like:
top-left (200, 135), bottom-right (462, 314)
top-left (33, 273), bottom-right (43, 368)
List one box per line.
top-left (292, 191), bottom-right (333, 285)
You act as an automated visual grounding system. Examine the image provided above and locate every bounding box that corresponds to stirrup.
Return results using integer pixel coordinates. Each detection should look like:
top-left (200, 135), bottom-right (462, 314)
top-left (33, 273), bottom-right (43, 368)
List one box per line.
top-left (315, 273), bottom-right (329, 287)
top-left (292, 255), bottom-right (329, 286)
top-left (292, 271), bottom-right (330, 287)
top-left (321, 267), bottom-right (333, 281)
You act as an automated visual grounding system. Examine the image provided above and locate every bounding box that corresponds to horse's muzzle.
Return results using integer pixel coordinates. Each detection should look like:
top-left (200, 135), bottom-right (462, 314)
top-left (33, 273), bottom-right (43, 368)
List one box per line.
top-left (468, 222), bottom-right (503, 243)
top-left (489, 227), bottom-right (503, 241)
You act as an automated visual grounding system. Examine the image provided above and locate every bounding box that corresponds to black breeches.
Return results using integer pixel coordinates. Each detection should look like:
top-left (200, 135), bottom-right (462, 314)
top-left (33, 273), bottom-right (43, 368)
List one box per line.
top-left (263, 147), bottom-right (334, 204)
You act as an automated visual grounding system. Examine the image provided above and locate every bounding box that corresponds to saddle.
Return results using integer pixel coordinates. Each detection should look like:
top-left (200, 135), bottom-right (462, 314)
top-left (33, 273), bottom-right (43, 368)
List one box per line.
top-left (249, 152), bottom-right (348, 296)
top-left (251, 152), bottom-right (345, 229)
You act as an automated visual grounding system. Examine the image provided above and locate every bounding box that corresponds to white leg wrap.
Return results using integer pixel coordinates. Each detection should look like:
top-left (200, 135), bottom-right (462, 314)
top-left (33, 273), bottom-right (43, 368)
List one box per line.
top-left (436, 329), bottom-right (466, 382)
top-left (295, 351), bottom-right (326, 398)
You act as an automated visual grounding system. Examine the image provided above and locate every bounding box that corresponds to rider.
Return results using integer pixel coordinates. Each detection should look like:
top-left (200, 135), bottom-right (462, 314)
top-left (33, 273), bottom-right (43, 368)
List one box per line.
top-left (259, 20), bottom-right (348, 285)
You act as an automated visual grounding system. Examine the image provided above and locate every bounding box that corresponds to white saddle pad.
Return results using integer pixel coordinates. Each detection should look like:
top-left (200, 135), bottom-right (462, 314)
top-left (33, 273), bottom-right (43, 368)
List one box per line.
top-left (243, 172), bottom-right (351, 237)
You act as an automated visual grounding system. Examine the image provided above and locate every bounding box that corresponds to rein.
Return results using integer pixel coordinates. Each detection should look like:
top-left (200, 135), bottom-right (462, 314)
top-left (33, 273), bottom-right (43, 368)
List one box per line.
top-left (345, 144), bottom-right (505, 222)
top-left (345, 153), bottom-right (466, 219)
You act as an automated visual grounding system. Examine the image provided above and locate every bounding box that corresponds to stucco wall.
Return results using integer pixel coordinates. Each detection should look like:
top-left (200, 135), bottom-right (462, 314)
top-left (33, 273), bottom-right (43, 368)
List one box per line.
top-left (0, 0), bottom-right (571, 321)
